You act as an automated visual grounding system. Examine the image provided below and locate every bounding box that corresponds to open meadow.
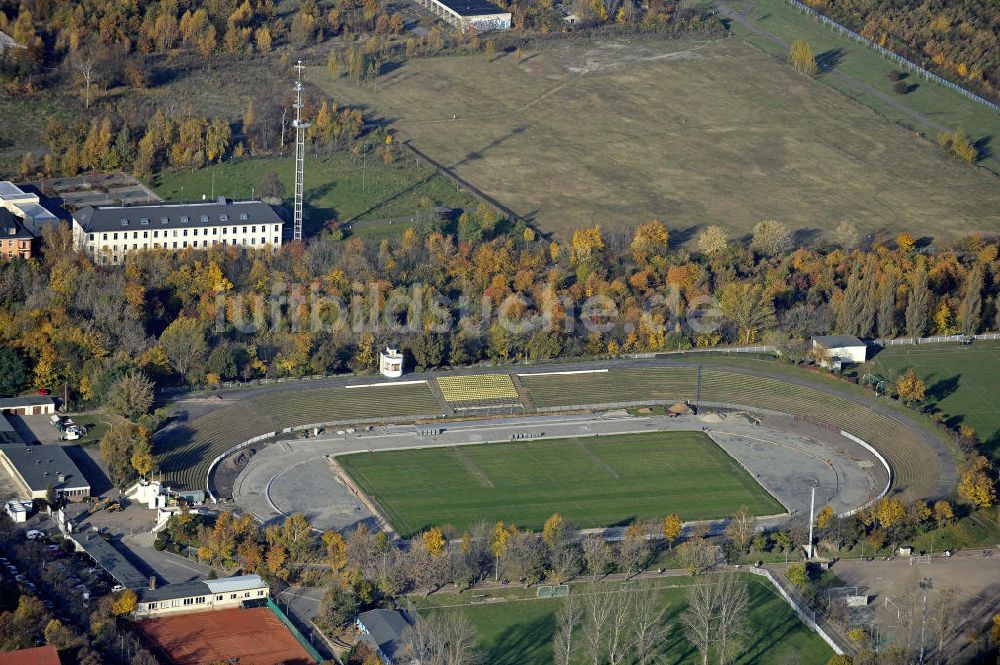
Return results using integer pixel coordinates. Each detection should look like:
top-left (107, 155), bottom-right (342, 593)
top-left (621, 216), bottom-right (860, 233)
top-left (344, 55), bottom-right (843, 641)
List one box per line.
top-left (152, 152), bottom-right (476, 236)
top-left (310, 36), bottom-right (1000, 242)
top-left (872, 341), bottom-right (1000, 458)
top-left (416, 575), bottom-right (833, 665)
top-left (336, 431), bottom-right (784, 537)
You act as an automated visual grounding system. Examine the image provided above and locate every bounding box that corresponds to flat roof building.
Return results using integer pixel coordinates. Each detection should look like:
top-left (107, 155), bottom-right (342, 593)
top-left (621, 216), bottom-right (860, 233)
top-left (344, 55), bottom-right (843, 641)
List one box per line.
top-left (72, 198), bottom-right (284, 265)
top-left (812, 335), bottom-right (867, 365)
top-left (0, 436), bottom-right (91, 501)
top-left (70, 530), bottom-right (149, 589)
top-left (134, 573), bottom-right (270, 618)
top-left (0, 181), bottom-right (61, 234)
top-left (411, 0), bottom-right (511, 31)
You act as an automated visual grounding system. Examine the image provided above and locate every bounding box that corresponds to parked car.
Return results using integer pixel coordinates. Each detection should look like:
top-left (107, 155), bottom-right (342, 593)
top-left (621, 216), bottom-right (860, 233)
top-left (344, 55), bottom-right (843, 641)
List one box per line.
top-left (26, 530), bottom-right (45, 540)
top-left (5, 565), bottom-right (17, 574)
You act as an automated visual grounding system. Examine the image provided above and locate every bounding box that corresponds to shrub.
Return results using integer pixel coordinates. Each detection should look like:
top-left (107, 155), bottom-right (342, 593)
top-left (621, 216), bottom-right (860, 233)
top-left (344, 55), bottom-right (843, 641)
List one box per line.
top-left (893, 80), bottom-right (909, 94)
top-left (888, 70), bottom-right (905, 81)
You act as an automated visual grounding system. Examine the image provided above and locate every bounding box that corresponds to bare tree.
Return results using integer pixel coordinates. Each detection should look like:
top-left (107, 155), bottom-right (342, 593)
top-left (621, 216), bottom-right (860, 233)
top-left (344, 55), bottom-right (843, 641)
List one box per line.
top-left (400, 613), bottom-right (440, 664)
top-left (582, 587), bottom-right (614, 665)
top-left (75, 55), bottom-right (98, 109)
top-left (714, 574), bottom-right (749, 664)
top-left (618, 534), bottom-right (650, 580)
top-left (632, 590), bottom-right (669, 665)
top-left (553, 595), bottom-right (584, 665)
top-left (724, 507), bottom-right (757, 554)
top-left (678, 537), bottom-right (717, 575)
top-left (582, 536), bottom-right (613, 580)
top-left (606, 591), bottom-right (638, 665)
top-left (682, 577), bottom-right (719, 665)
top-left (931, 586), bottom-right (960, 662)
top-left (436, 611), bottom-right (482, 665)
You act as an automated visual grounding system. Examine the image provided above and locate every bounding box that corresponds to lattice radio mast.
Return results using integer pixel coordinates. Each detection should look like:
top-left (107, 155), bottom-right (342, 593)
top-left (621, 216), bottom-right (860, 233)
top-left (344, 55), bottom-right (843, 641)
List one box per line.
top-left (291, 60), bottom-right (311, 242)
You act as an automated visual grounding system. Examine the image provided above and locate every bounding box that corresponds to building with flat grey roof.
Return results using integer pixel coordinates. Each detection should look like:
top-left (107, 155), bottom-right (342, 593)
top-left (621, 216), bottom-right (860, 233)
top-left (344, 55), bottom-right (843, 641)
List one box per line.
top-left (71, 198), bottom-right (283, 265)
top-left (0, 436), bottom-right (90, 501)
top-left (70, 530), bottom-right (149, 589)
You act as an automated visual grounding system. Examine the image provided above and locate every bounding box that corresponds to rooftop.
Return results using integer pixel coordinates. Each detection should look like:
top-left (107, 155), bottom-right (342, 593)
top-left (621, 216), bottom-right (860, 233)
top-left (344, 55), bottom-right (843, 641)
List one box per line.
top-left (0, 209), bottom-right (32, 241)
top-left (0, 396), bottom-right (57, 409)
top-left (435, 0), bottom-right (509, 16)
top-left (0, 181), bottom-right (37, 203)
top-left (0, 442), bottom-right (89, 491)
top-left (0, 645), bottom-right (61, 665)
top-left (73, 199), bottom-right (282, 233)
top-left (0, 415), bottom-right (24, 445)
top-left (813, 335), bottom-right (865, 348)
top-left (357, 609), bottom-right (411, 661)
top-left (137, 573), bottom-right (268, 603)
top-left (71, 530), bottom-right (148, 589)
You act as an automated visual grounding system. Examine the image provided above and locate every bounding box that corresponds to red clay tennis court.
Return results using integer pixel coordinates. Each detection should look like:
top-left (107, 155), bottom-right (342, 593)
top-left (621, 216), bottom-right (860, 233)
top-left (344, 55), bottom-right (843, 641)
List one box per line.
top-left (134, 607), bottom-right (314, 665)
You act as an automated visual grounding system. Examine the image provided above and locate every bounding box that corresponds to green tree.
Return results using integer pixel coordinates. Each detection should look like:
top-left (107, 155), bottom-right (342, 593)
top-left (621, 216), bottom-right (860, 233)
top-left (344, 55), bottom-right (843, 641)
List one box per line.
top-left (0, 345), bottom-right (29, 396)
top-left (718, 282), bottom-right (777, 344)
top-left (159, 317), bottom-right (208, 380)
top-left (876, 273), bottom-right (897, 338)
top-left (99, 422), bottom-right (152, 485)
top-left (958, 263), bottom-right (983, 335)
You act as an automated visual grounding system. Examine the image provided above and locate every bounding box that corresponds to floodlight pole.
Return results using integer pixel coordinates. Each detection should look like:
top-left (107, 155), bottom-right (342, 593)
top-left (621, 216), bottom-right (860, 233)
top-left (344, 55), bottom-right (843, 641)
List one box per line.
top-left (808, 485), bottom-right (816, 559)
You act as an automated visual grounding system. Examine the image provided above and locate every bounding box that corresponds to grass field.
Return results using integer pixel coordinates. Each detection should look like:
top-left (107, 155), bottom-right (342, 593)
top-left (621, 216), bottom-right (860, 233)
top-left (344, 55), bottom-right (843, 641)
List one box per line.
top-left (872, 341), bottom-right (1000, 458)
top-left (151, 152), bottom-right (477, 236)
top-left (722, 0), bottom-right (1000, 174)
top-left (336, 431), bottom-right (784, 537)
top-left (309, 37), bottom-right (1000, 242)
top-left (417, 575), bottom-right (833, 665)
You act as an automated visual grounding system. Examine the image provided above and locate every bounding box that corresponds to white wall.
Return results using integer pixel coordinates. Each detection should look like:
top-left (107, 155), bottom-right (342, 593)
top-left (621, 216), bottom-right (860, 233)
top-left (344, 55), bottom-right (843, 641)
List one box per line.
top-left (135, 586), bottom-right (270, 618)
top-left (73, 220), bottom-right (283, 265)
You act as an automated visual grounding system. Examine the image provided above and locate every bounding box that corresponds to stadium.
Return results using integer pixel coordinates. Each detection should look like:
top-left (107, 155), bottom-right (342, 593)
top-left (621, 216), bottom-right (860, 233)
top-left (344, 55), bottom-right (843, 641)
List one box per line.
top-left (154, 357), bottom-right (957, 537)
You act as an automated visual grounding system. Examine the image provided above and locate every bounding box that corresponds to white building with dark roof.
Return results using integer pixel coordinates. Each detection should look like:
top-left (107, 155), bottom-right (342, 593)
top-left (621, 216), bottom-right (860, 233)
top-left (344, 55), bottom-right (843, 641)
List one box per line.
top-left (133, 574), bottom-right (270, 618)
top-left (0, 439), bottom-right (91, 501)
top-left (71, 198), bottom-right (283, 265)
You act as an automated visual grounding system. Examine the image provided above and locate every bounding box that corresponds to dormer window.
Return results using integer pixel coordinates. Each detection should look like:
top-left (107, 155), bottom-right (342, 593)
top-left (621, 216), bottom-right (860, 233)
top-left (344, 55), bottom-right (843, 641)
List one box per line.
top-left (180, 216), bottom-right (189, 223)
top-left (160, 217), bottom-right (168, 224)
top-left (200, 215), bottom-right (209, 223)
top-left (220, 214), bottom-right (228, 222)
top-left (240, 213), bottom-right (249, 221)
top-left (120, 219), bottom-right (128, 226)
top-left (140, 218), bottom-right (149, 225)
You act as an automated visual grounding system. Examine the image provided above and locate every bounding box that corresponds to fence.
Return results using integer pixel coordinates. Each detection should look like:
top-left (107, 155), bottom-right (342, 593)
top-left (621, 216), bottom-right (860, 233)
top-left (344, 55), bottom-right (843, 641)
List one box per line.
top-left (874, 332), bottom-right (1000, 347)
top-left (746, 566), bottom-right (849, 655)
top-left (785, 0), bottom-right (1000, 113)
top-left (267, 598), bottom-right (324, 663)
top-left (401, 140), bottom-right (527, 225)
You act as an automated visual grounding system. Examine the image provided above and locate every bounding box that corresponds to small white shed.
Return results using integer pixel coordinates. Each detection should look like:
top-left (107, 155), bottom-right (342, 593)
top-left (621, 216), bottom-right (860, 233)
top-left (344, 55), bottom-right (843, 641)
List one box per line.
top-left (812, 335), bottom-right (867, 365)
top-left (379, 348), bottom-right (403, 378)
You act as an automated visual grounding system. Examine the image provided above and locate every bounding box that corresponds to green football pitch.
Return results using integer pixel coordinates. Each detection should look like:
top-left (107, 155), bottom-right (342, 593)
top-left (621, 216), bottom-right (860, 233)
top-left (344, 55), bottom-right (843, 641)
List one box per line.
top-left (337, 431), bottom-right (784, 537)
top-left (873, 341), bottom-right (1000, 459)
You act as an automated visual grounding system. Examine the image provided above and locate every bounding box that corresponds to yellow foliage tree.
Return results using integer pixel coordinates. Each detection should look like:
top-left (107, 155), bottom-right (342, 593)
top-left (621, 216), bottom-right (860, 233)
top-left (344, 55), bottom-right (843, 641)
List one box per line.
top-left (630, 219), bottom-right (669, 264)
top-left (816, 505), bottom-right (834, 529)
top-left (421, 527), bottom-right (446, 557)
top-left (895, 232), bottom-right (915, 253)
top-left (932, 500), bottom-right (954, 525)
top-left (958, 456), bottom-right (996, 508)
top-left (111, 589), bottom-right (138, 616)
top-left (542, 513), bottom-right (565, 549)
top-left (789, 39), bottom-right (817, 76)
top-left (662, 514), bottom-right (682, 549)
top-left (894, 368), bottom-right (925, 405)
top-left (871, 496), bottom-right (906, 530)
top-left (570, 225), bottom-right (604, 264)
top-left (322, 530), bottom-right (347, 573)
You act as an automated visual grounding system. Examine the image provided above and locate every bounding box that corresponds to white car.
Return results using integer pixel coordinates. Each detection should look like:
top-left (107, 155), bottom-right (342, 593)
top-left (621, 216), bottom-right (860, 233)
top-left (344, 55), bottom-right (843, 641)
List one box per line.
top-left (26, 529), bottom-right (45, 540)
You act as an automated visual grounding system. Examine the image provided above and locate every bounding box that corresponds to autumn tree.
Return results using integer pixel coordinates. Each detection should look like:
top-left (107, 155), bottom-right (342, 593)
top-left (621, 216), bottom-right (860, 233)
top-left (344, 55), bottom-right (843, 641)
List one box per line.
top-left (159, 317), bottom-right (208, 380)
top-left (677, 537), bottom-right (715, 575)
top-left (100, 422), bottom-right (152, 485)
top-left (107, 370), bottom-right (155, 421)
top-left (958, 263), bottom-right (983, 335)
top-left (718, 282), bottom-right (777, 344)
top-left (697, 225), bottom-right (729, 256)
top-left (110, 589), bottom-right (138, 616)
top-left (788, 39), bottom-right (817, 76)
top-left (725, 506), bottom-right (757, 553)
top-left (751, 219), bottom-right (792, 257)
top-left (663, 514), bottom-right (683, 549)
top-left (905, 262), bottom-right (931, 337)
top-left (958, 456), bottom-right (996, 508)
top-left (894, 368), bottom-right (925, 405)
top-left (630, 219), bottom-right (669, 265)
top-left (542, 512), bottom-right (567, 550)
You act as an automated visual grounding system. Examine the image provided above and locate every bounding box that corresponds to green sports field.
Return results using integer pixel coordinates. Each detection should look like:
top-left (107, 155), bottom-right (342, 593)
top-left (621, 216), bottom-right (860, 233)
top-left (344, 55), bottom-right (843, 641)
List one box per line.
top-left (337, 431), bottom-right (784, 537)
top-left (417, 576), bottom-right (833, 665)
top-left (873, 341), bottom-right (1000, 458)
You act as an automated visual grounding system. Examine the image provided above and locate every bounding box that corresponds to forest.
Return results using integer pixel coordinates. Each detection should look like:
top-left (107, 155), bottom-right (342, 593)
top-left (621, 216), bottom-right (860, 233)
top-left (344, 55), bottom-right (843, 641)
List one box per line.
top-left (804, 0), bottom-right (1000, 102)
top-left (0, 217), bottom-right (996, 410)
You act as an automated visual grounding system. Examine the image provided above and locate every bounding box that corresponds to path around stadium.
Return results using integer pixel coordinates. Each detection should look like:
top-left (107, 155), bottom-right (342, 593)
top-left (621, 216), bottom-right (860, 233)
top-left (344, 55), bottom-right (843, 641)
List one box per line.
top-left (161, 355), bottom-right (956, 501)
top-left (231, 411), bottom-right (883, 535)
